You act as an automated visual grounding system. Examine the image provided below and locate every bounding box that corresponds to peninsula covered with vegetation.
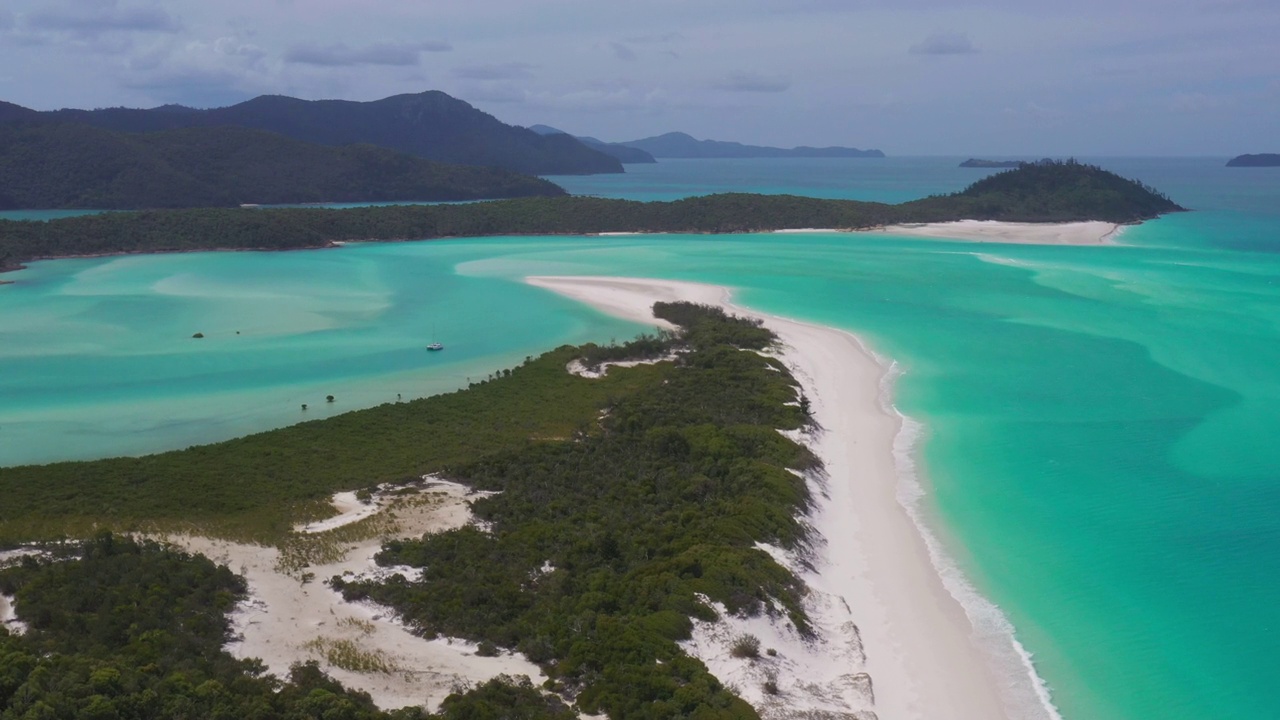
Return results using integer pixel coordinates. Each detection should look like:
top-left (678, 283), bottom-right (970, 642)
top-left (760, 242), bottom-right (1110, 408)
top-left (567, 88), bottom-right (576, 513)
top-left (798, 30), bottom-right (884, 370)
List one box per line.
top-left (0, 161), bottom-right (1184, 273)
top-left (1, 303), bottom-right (811, 718)
top-left (0, 123), bottom-right (566, 211)
top-left (1226, 153), bottom-right (1280, 167)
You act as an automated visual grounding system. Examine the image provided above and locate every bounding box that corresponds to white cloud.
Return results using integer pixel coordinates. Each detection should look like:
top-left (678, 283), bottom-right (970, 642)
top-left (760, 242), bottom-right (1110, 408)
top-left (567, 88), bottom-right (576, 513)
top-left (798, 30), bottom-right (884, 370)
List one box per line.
top-left (910, 32), bottom-right (978, 55)
top-left (712, 72), bottom-right (790, 92)
top-left (609, 41), bottom-right (637, 61)
top-left (453, 62), bottom-right (535, 80)
top-left (25, 1), bottom-right (181, 37)
top-left (284, 41), bottom-right (451, 67)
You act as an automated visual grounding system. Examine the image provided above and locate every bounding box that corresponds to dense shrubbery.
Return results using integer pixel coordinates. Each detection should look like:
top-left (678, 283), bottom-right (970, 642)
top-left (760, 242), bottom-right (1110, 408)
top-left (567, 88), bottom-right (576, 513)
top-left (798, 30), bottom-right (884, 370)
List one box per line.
top-left (0, 123), bottom-right (565, 211)
top-left (0, 161), bottom-right (1183, 272)
top-left (0, 534), bottom-right (577, 718)
top-left (334, 304), bottom-right (814, 720)
top-left (0, 533), bottom-right (398, 719)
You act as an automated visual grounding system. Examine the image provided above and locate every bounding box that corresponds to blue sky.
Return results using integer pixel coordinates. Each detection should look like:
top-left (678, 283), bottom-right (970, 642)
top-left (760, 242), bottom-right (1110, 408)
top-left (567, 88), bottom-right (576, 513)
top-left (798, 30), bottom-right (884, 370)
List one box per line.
top-left (1, 0), bottom-right (1276, 155)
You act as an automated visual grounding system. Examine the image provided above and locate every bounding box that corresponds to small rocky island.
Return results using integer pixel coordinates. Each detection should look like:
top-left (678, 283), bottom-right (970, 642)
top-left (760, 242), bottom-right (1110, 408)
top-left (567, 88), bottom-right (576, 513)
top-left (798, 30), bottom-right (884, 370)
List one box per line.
top-left (1226, 154), bottom-right (1280, 167)
top-left (960, 159), bottom-right (1023, 168)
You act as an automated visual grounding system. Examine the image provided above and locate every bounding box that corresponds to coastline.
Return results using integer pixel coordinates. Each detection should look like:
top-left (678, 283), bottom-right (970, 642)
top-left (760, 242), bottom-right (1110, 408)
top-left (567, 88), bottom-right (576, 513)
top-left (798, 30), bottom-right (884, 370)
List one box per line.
top-left (526, 275), bottom-right (1042, 719)
top-left (861, 219), bottom-right (1126, 245)
top-left (0, 219), bottom-right (1134, 283)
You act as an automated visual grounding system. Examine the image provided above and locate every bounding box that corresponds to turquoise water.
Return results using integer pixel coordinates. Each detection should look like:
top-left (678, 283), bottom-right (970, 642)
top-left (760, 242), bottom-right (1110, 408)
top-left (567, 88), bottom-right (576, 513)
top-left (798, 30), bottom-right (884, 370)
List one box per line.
top-left (0, 209), bottom-right (109, 222)
top-left (3, 157), bottom-right (1279, 719)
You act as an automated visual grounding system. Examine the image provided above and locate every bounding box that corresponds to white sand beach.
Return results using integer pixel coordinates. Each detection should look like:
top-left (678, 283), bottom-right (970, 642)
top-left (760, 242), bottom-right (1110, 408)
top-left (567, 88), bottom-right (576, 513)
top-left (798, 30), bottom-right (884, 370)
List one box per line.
top-left (164, 479), bottom-right (543, 711)
top-left (863, 219), bottom-right (1124, 245)
top-left (526, 275), bottom-right (1022, 720)
top-left (1, 593), bottom-right (25, 635)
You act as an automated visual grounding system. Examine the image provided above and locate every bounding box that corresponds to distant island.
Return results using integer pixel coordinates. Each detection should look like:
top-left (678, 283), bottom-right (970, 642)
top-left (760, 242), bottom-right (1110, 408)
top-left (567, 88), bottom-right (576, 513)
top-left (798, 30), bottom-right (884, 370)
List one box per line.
top-left (960, 159), bottom-right (1023, 168)
top-left (0, 90), bottom-right (623, 176)
top-left (616, 132), bottom-right (885, 159)
top-left (529, 125), bottom-right (657, 164)
top-left (0, 123), bottom-right (565, 210)
top-left (0, 161), bottom-right (1183, 273)
top-left (1226, 154), bottom-right (1280, 167)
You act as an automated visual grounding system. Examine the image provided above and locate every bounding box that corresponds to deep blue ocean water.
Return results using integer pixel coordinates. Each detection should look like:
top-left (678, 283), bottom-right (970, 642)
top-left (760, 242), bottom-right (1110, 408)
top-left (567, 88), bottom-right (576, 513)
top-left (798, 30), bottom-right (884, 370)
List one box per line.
top-left (3, 157), bottom-right (1279, 719)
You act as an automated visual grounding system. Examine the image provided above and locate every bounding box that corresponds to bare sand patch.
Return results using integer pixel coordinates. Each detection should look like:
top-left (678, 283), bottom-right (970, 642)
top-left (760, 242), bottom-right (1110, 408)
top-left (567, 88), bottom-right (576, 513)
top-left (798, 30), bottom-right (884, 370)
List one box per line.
top-left (164, 478), bottom-right (543, 711)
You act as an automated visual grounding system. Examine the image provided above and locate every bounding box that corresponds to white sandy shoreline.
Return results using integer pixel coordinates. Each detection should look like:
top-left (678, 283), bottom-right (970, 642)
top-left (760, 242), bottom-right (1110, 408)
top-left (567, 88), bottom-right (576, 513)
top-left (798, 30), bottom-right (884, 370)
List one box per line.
top-left (859, 219), bottom-right (1124, 245)
top-left (526, 275), bottom-right (1054, 720)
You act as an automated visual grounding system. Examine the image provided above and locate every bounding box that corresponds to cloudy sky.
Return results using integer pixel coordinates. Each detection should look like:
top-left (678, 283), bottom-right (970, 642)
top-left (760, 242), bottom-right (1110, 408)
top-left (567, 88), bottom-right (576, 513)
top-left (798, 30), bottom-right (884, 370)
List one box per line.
top-left (1, 0), bottom-right (1275, 155)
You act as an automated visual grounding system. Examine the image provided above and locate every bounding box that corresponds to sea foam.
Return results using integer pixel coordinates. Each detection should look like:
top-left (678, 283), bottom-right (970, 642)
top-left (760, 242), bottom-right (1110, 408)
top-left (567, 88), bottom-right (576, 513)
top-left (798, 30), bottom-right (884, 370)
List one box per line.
top-left (878, 357), bottom-right (1065, 720)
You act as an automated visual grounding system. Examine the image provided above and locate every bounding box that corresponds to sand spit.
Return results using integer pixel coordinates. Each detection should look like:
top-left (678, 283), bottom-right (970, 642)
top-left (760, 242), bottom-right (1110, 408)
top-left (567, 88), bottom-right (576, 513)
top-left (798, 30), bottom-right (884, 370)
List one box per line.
top-left (863, 220), bottom-right (1124, 245)
top-left (164, 478), bottom-right (543, 712)
top-left (525, 275), bottom-right (1036, 720)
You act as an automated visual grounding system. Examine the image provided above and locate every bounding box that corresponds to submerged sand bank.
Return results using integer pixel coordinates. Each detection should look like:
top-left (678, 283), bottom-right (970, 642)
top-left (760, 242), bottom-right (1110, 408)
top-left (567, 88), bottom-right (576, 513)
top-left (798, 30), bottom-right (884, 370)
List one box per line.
top-left (862, 220), bottom-right (1124, 245)
top-left (526, 275), bottom-right (1036, 720)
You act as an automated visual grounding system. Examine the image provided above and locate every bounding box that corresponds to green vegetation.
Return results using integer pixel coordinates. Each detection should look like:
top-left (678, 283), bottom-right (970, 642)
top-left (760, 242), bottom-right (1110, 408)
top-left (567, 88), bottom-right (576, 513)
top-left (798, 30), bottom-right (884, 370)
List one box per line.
top-left (0, 533), bottom-right (396, 719)
top-left (5, 90), bottom-right (624, 176)
top-left (1, 304), bottom-right (817, 718)
top-left (0, 346), bottom-right (657, 543)
top-left (0, 160), bottom-right (1184, 273)
top-left (0, 123), bottom-right (565, 211)
top-left (0, 533), bottom-right (574, 719)
top-left (730, 635), bottom-right (762, 660)
top-left (334, 304), bottom-right (814, 719)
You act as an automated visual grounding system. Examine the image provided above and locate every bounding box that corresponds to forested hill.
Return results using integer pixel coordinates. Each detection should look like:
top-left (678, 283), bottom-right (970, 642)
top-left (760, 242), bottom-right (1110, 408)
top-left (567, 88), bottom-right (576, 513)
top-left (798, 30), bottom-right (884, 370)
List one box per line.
top-left (0, 123), bottom-right (566, 210)
top-left (900, 159), bottom-right (1184, 222)
top-left (0, 161), bottom-right (1183, 272)
top-left (1, 90), bottom-right (624, 176)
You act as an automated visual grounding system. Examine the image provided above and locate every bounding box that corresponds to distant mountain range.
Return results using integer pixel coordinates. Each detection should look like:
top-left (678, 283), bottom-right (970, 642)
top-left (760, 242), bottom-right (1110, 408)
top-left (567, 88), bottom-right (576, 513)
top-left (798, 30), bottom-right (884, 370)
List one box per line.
top-left (529, 126), bottom-right (884, 162)
top-left (1226, 154), bottom-right (1280, 167)
top-left (0, 123), bottom-right (565, 210)
top-left (0, 91), bottom-right (623, 176)
top-left (528, 125), bottom-right (656, 164)
top-left (617, 132), bottom-right (884, 159)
